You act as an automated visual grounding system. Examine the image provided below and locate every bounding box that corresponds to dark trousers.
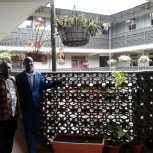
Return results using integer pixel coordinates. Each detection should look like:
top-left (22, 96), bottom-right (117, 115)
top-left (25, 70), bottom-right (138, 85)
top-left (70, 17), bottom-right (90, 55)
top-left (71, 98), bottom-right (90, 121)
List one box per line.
top-left (0, 116), bottom-right (17, 153)
top-left (22, 109), bottom-right (40, 153)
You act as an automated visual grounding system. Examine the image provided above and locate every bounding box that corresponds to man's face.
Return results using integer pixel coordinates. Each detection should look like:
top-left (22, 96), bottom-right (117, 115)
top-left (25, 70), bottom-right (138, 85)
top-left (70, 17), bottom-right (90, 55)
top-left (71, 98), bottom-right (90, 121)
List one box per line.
top-left (2, 63), bottom-right (11, 77)
top-left (24, 57), bottom-right (34, 73)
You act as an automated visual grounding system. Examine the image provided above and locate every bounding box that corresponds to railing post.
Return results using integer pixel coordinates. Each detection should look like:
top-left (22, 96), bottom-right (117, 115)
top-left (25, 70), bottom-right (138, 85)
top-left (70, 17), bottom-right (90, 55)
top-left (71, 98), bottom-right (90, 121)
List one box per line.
top-left (109, 27), bottom-right (112, 71)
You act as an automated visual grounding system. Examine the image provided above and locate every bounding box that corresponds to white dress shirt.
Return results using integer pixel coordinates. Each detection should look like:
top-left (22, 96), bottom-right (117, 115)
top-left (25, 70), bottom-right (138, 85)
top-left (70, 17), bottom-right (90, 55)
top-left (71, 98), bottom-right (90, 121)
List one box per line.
top-left (26, 72), bottom-right (35, 90)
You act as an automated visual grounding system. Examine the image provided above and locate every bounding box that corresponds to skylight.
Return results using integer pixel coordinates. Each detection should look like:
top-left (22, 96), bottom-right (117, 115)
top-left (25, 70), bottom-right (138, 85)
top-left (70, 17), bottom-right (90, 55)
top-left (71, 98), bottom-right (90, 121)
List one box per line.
top-left (50, 0), bottom-right (149, 15)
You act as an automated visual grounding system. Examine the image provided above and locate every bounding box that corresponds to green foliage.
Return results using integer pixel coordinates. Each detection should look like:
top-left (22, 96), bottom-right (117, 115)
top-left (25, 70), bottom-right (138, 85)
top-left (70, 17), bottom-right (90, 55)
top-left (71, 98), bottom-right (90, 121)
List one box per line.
top-left (106, 121), bottom-right (130, 145)
top-left (111, 67), bottom-right (128, 88)
top-left (0, 51), bottom-right (13, 63)
top-left (55, 15), bottom-right (101, 37)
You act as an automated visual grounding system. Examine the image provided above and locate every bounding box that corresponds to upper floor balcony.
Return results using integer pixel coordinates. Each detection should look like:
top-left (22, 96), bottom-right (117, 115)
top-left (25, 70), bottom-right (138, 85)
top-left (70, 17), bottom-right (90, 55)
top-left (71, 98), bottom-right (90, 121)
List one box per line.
top-left (1, 25), bottom-right (153, 51)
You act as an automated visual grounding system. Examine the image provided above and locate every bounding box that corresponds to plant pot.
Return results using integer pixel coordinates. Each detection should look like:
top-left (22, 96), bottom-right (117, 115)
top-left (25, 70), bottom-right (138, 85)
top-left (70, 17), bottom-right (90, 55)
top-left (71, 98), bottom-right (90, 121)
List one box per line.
top-left (26, 52), bottom-right (47, 62)
top-left (129, 144), bottom-right (143, 153)
top-left (51, 134), bottom-right (104, 153)
top-left (59, 27), bottom-right (90, 47)
top-left (58, 58), bottom-right (65, 64)
top-left (11, 55), bottom-right (25, 62)
top-left (106, 145), bottom-right (120, 153)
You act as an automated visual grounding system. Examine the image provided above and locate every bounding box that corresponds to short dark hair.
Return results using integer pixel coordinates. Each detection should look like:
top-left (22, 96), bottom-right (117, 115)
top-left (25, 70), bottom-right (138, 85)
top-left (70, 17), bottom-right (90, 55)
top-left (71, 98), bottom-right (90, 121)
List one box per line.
top-left (0, 62), bottom-right (8, 73)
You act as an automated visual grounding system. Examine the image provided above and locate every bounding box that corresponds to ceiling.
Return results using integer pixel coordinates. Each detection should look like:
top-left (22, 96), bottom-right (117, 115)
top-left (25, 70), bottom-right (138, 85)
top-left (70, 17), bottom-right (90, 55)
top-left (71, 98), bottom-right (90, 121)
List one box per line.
top-left (0, 0), bottom-right (49, 40)
top-left (1, 0), bottom-right (153, 42)
top-left (54, 0), bottom-right (149, 15)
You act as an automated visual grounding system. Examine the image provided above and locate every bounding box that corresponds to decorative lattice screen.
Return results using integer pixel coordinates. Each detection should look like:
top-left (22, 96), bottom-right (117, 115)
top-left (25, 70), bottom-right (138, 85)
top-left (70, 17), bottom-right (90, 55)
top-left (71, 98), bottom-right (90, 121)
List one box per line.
top-left (39, 72), bottom-right (153, 144)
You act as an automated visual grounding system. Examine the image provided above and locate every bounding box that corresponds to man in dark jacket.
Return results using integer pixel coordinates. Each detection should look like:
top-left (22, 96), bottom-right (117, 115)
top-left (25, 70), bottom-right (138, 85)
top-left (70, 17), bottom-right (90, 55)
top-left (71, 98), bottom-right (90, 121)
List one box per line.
top-left (16, 57), bottom-right (64, 153)
top-left (0, 62), bottom-right (20, 153)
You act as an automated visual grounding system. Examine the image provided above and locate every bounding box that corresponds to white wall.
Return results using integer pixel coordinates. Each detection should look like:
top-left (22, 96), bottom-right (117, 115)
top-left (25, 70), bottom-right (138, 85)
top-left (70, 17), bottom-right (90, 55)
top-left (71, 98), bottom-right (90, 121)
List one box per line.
top-left (57, 53), bottom-right (72, 68)
top-left (33, 53), bottom-right (100, 69)
top-left (34, 60), bottom-right (51, 69)
top-left (112, 13), bottom-right (153, 34)
top-left (88, 55), bottom-right (99, 67)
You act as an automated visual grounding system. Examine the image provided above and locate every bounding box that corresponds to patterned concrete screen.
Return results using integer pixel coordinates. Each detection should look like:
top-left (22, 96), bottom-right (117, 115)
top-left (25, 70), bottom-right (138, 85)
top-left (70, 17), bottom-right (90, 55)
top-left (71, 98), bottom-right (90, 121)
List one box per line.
top-left (39, 72), bottom-right (151, 144)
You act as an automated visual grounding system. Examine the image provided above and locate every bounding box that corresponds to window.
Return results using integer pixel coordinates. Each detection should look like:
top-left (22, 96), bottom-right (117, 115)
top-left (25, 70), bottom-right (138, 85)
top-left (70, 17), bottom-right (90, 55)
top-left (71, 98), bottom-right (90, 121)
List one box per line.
top-left (99, 56), bottom-right (109, 67)
top-left (101, 26), bottom-right (109, 34)
top-left (129, 24), bottom-right (136, 30)
top-left (71, 56), bottom-right (86, 68)
top-left (151, 19), bottom-right (153, 25)
top-left (130, 59), bottom-right (138, 66)
top-left (149, 58), bottom-right (153, 66)
top-left (102, 30), bottom-right (109, 34)
top-left (127, 19), bottom-right (136, 30)
top-left (12, 62), bottom-right (23, 69)
top-left (18, 16), bottom-right (33, 28)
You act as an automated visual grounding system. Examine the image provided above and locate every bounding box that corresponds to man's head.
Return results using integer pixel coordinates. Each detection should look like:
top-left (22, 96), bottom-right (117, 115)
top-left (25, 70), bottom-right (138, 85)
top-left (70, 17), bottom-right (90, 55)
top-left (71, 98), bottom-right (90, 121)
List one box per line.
top-left (23, 57), bottom-right (34, 73)
top-left (0, 62), bottom-right (11, 78)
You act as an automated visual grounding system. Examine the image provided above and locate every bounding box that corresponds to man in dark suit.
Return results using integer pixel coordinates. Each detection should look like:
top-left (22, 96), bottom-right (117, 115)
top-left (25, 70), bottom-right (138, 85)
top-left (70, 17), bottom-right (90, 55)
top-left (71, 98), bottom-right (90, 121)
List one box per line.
top-left (16, 57), bottom-right (64, 153)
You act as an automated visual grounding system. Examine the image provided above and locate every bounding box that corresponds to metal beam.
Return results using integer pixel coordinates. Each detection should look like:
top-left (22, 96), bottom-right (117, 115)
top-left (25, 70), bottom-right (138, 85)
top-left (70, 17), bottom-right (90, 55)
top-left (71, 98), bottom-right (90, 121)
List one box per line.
top-left (50, 0), bottom-right (56, 71)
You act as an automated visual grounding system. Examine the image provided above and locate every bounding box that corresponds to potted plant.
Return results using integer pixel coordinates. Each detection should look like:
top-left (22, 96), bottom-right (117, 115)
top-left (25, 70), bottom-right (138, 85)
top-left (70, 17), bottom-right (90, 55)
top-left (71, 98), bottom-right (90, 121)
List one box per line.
top-left (11, 53), bottom-right (25, 62)
top-left (58, 58), bottom-right (65, 64)
top-left (102, 22), bottom-right (112, 31)
top-left (118, 55), bottom-right (131, 62)
top-left (111, 66), bottom-right (128, 88)
top-left (105, 121), bottom-right (130, 153)
top-left (51, 134), bottom-right (104, 153)
top-left (55, 15), bottom-right (101, 47)
top-left (128, 138), bottom-right (143, 153)
top-left (83, 58), bottom-right (89, 68)
top-left (26, 17), bottom-right (48, 62)
top-left (138, 55), bottom-right (151, 64)
top-left (107, 59), bottom-right (116, 66)
top-left (0, 51), bottom-right (13, 63)
top-left (57, 47), bottom-right (65, 64)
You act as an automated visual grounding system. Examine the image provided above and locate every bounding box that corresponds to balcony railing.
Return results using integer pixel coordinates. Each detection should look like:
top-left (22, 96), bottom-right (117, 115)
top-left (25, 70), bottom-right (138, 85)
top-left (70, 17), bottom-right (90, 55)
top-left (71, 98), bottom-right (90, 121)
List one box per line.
top-left (1, 25), bottom-right (153, 50)
top-left (112, 25), bottom-right (153, 49)
top-left (12, 66), bottom-right (153, 73)
top-left (0, 28), bottom-right (108, 49)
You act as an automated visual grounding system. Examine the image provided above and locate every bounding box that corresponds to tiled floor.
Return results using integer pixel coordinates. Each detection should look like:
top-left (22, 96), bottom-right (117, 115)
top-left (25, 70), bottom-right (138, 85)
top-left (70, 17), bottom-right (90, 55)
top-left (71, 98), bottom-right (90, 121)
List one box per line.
top-left (12, 125), bottom-right (28, 153)
top-left (13, 123), bottom-right (153, 153)
top-left (12, 124), bottom-right (51, 153)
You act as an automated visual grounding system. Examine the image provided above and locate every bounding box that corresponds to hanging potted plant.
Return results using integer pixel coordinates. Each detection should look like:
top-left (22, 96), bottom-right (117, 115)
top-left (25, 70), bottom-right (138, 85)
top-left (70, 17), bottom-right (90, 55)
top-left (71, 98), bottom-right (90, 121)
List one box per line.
top-left (55, 14), bottom-right (101, 47)
top-left (83, 58), bottom-right (89, 68)
top-left (138, 55), bottom-right (151, 63)
top-left (57, 47), bottom-right (65, 64)
top-left (102, 22), bottom-right (112, 31)
top-left (118, 55), bottom-right (131, 62)
top-left (11, 53), bottom-right (25, 62)
top-left (26, 17), bottom-right (48, 62)
top-left (107, 59), bottom-right (116, 66)
top-left (57, 58), bottom-right (65, 64)
top-left (83, 61), bottom-right (89, 67)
